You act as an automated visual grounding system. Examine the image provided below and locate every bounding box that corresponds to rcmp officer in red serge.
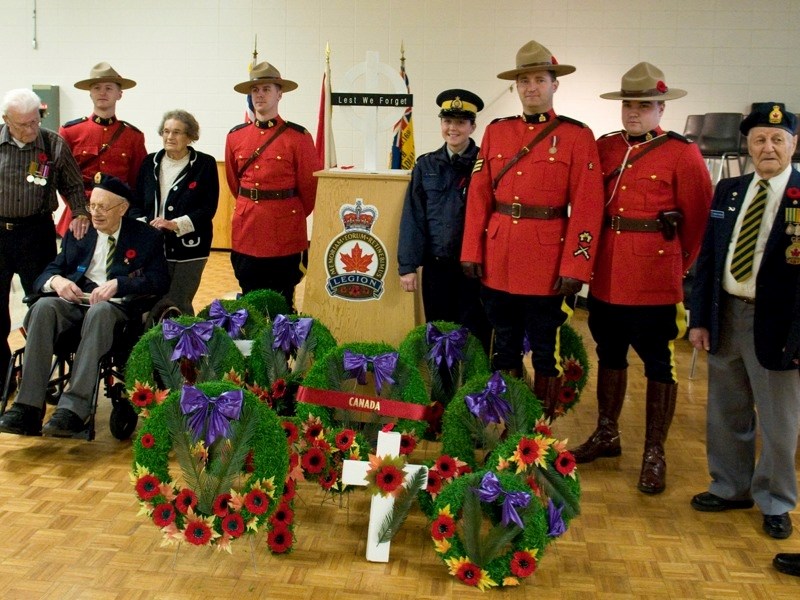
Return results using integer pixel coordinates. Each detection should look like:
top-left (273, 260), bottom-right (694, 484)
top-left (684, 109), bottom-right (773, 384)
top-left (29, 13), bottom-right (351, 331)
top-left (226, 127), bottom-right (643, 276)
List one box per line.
top-left (57, 62), bottom-right (147, 235)
top-left (571, 63), bottom-right (712, 494)
top-left (689, 103), bottom-right (800, 541)
top-left (225, 61), bottom-right (319, 309)
top-left (460, 40), bottom-right (604, 419)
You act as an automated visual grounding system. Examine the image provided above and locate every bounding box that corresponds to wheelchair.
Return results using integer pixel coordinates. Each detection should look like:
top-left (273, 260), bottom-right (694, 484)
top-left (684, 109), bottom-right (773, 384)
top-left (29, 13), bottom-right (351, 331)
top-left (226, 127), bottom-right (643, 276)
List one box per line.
top-left (0, 295), bottom-right (180, 441)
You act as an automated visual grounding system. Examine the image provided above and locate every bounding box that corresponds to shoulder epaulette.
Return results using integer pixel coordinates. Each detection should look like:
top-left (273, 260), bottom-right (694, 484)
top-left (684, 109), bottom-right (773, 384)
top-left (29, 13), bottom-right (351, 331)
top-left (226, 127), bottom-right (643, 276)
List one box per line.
top-left (63, 116), bottom-right (88, 128)
top-left (285, 121), bottom-right (308, 134)
top-left (228, 122), bottom-right (249, 133)
top-left (119, 120), bottom-right (142, 133)
top-left (598, 130), bottom-right (625, 139)
top-left (667, 131), bottom-right (691, 143)
top-left (489, 115), bottom-right (518, 125)
top-left (556, 115), bottom-right (587, 128)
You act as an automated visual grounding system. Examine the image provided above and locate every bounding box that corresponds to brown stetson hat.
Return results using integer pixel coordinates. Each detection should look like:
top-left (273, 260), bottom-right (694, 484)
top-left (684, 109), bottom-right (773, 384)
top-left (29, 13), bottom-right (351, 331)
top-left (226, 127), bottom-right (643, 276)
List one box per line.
top-left (74, 62), bottom-right (136, 90)
top-left (600, 62), bottom-right (687, 101)
top-left (233, 61), bottom-right (298, 94)
top-left (496, 40), bottom-right (576, 80)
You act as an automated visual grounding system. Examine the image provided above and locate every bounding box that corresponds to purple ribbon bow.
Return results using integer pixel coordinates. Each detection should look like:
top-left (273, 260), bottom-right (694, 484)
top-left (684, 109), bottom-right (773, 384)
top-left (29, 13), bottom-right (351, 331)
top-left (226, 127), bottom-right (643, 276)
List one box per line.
top-left (546, 498), bottom-right (566, 537)
top-left (208, 299), bottom-right (249, 339)
top-left (343, 349), bottom-right (398, 395)
top-left (162, 319), bottom-right (214, 361)
top-left (464, 371), bottom-right (511, 424)
top-left (474, 472), bottom-right (531, 529)
top-left (425, 323), bottom-right (468, 369)
top-left (180, 385), bottom-right (243, 446)
top-left (271, 314), bottom-right (313, 352)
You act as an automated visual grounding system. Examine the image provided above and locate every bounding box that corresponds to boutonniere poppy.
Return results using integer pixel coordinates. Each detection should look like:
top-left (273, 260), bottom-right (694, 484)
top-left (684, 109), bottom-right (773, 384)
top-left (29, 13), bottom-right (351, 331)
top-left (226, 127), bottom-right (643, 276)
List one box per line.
top-left (787, 187), bottom-right (800, 199)
top-left (188, 181), bottom-right (197, 190)
top-left (38, 152), bottom-right (48, 163)
top-left (124, 248), bottom-right (137, 264)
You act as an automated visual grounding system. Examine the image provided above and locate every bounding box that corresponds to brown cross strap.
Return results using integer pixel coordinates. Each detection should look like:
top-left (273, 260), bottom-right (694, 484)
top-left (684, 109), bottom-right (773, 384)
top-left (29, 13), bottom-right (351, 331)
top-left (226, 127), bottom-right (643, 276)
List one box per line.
top-left (492, 119), bottom-right (560, 191)
top-left (603, 133), bottom-right (670, 185)
top-left (76, 121), bottom-right (128, 173)
top-left (236, 122), bottom-right (289, 179)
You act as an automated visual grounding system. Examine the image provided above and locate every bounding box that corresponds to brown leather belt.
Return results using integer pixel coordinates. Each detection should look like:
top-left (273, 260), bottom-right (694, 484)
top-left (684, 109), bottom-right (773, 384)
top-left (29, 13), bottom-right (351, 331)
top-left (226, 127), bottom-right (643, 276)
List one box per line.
top-left (494, 202), bottom-right (566, 220)
top-left (725, 292), bottom-right (755, 305)
top-left (605, 215), bottom-right (663, 233)
top-left (238, 186), bottom-right (296, 200)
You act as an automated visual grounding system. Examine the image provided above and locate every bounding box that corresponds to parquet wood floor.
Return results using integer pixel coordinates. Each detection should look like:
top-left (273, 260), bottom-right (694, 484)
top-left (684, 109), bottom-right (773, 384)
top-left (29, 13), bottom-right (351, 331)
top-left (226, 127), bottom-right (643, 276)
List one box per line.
top-left (1, 251), bottom-right (799, 599)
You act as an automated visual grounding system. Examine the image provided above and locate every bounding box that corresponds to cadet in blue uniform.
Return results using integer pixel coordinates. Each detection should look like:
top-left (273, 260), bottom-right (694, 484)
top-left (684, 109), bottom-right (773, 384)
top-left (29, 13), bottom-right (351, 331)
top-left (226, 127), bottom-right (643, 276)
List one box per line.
top-left (398, 89), bottom-right (491, 350)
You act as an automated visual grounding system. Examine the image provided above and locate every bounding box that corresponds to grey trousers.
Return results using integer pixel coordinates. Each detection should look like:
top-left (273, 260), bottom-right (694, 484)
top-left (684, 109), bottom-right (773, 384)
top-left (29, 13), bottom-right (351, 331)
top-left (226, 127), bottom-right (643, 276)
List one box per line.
top-left (15, 298), bottom-right (127, 420)
top-left (706, 296), bottom-right (800, 515)
top-left (164, 259), bottom-right (207, 316)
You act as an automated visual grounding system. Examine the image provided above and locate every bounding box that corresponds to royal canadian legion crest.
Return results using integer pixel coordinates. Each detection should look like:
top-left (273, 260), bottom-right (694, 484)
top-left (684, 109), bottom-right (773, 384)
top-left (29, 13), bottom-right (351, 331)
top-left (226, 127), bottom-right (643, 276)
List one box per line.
top-left (325, 198), bottom-right (388, 300)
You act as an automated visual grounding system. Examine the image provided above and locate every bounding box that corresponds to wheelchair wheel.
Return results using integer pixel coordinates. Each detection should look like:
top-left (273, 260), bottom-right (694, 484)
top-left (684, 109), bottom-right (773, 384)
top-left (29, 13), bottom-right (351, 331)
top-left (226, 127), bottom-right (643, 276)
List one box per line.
top-left (109, 383), bottom-right (138, 440)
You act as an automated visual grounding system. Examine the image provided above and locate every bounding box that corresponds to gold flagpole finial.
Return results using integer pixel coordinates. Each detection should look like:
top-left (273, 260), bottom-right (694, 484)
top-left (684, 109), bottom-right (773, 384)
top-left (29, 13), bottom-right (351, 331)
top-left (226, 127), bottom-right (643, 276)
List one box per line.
top-left (325, 41), bottom-right (331, 64)
top-left (251, 34), bottom-right (258, 67)
top-left (400, 40), bottom-right (405, 65)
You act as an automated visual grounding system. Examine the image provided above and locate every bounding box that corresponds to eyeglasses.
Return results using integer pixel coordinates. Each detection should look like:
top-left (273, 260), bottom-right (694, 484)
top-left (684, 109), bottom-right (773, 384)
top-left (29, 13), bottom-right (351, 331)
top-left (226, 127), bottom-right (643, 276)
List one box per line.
top-left (4, 117), bottom-right (40, 130)
top-left (161, 129), bottom-right (187, 137)
top-left (87, 202), bottom-right (125, 214)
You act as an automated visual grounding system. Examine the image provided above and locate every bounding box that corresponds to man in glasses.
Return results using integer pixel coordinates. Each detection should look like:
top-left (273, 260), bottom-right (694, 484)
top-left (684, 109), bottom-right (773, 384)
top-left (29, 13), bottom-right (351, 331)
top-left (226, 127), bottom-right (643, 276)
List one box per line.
top-left (0, 174), bottom-right (168, 438)
top-left (0, 88), bottom-right (87, 393)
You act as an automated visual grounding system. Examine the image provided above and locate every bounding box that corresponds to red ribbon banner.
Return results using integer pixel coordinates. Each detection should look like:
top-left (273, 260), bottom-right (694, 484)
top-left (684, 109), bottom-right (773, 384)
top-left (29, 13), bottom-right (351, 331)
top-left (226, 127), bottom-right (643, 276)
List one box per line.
top-left (296, 386), bottom-right (429, 421)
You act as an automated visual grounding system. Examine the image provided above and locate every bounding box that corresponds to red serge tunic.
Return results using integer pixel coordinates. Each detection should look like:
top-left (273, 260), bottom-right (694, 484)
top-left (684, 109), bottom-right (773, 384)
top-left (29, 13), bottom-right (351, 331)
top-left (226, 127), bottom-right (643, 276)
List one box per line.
top-left (590, 129), bottom-right (712, 305)
top-left (59, 115), bottom-right (147, 192)
top-left (224, 117), bottom-right (319, 258)
top-left (460, 112), bottom-right (604, 296)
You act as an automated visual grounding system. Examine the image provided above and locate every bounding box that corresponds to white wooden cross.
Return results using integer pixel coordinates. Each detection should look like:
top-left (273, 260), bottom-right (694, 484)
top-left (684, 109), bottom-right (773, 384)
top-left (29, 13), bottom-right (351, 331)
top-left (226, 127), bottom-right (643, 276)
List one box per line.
top-left (341, 430), bottom-right (428, 562)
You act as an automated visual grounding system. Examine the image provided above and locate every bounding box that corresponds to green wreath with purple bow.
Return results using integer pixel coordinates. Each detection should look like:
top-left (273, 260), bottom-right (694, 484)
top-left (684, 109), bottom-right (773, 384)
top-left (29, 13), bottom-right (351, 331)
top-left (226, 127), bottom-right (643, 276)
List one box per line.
top-left (196, 298), bottom-right (266, 340)
top-left (441, 371), bottom-right (543, 470)
top-left (131, 381), bottom-right (288, 551)
top-left (125, 316), bottom-right (247, 414)
top-left (240, 289), bottom-right (290, 319)
top-left (248, 314), bottom-right (337, 416)
top-left (296, 341), bottom-right (430, 446)
top-left (430, 469), bottom-right (552, 590)
top-left (398, 321), bottom-right (491, 438)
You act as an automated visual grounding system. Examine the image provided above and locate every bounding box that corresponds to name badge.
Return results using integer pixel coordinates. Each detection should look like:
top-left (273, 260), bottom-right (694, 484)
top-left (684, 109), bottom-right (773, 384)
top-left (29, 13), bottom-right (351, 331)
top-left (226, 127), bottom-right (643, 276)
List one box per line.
top-left (710, 209), bottom-right (725, 219)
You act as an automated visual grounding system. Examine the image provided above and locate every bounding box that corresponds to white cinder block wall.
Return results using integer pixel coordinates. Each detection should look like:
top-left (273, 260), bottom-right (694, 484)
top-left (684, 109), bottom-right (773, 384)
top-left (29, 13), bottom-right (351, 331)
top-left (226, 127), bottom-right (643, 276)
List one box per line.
top-left (1, 0), bottom-right (798, 169)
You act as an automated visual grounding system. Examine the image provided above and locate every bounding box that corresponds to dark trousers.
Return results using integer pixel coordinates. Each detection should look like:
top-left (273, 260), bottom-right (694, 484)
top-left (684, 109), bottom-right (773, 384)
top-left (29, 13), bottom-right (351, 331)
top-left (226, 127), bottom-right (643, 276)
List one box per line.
top-left (587, 293), bottom-right (684, 384)
top-left (421, 258), bottom-right (492, 353)
top-left (480, 285), bottom-right (573, 375)
top-left (0, 217), bottom-right (57, 376)
top-left (230, 250), bottom-right (304, 311)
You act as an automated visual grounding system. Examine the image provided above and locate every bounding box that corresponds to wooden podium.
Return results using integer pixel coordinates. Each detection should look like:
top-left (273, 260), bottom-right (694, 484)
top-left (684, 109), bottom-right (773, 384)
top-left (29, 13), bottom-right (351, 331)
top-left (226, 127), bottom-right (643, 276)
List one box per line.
top-left (302, 169), bottom-right (422, 346)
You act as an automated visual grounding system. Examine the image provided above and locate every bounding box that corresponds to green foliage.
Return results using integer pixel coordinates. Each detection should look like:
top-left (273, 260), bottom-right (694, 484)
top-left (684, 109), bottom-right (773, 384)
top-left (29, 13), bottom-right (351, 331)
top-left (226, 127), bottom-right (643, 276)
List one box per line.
top-left (240, 289), bottom-right (290, 319)
top-left (377, 467), bottom-right (428, 543)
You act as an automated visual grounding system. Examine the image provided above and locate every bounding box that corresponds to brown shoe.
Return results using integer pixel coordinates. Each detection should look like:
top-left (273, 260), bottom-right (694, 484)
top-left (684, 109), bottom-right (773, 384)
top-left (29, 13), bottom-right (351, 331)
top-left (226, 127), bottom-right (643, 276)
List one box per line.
top-left (638, 444), bottom-right (666, 494)
top-left (572, 419), bottom-right (622, 463)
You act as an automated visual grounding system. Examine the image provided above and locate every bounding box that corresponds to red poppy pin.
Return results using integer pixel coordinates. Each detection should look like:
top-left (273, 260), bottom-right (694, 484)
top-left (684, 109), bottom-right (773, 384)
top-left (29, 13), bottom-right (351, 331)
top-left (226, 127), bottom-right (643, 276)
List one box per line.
top-left (551, 55), bottom-right (559, 65)
top-left (124, 249), bottom-right (136, 264)
top-left (38, 152), bottom-right (48, 163)
top-left (188, 181), bottom-right (197, 190)
top-left (656, 81), bottom-right (668, 94)
top-left (787, 187), bottom-right (800, 199)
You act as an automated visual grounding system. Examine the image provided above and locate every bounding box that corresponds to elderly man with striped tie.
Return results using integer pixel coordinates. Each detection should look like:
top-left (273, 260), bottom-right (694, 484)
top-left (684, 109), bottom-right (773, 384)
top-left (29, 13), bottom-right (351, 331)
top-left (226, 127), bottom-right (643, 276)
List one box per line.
top-left (689, 103), bottom-right (800, 541)
top-left (0, 174), bottom-right (169, 438)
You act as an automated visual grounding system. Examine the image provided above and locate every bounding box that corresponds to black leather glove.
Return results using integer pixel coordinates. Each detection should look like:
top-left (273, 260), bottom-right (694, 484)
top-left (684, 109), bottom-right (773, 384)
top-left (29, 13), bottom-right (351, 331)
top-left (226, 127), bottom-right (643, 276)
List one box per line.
top-left (461, 261), bottom-right (483, 279)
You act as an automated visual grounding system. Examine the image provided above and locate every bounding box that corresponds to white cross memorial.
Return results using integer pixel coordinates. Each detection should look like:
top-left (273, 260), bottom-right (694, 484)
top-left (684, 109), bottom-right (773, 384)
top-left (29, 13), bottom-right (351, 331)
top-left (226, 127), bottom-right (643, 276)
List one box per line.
top-left (341, 429), bottom-right (428, 562)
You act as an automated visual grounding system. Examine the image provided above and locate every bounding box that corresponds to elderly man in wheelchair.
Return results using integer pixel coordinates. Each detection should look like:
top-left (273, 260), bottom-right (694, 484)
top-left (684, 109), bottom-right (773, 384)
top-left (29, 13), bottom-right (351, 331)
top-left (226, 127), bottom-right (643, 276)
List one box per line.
top-left (0, 174), bottom-right (169, 439)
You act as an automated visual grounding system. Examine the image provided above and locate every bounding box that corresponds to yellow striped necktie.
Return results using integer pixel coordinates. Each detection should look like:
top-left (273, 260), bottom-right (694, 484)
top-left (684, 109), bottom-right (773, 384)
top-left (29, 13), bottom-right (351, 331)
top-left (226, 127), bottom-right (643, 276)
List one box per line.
top-left (106, 235), bottom-right (116, 278)
top-left (730, 179), bottom-right (769, 282)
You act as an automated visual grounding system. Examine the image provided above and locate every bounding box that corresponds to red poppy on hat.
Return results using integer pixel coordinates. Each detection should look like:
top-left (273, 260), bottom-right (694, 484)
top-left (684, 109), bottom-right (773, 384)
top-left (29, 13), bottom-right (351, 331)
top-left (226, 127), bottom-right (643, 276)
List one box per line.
top-left (656, 81), bottom-right (668, 93)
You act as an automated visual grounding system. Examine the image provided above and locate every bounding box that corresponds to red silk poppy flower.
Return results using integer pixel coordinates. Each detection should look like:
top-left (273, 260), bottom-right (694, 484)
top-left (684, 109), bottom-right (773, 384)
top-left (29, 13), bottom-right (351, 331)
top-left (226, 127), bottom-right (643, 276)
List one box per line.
top-left (135, 474), bottom-right (160, 501)
top-left (175, 488), bottom-right (198, 514)
top-left (38, 153), bottom-right (48, 163)
top-left (563, 359), bottom-right (583, 382)
top-left (269, 503), bottom-right (294, 526)
top-left (152, 503), bottom-right (176, 527)
top-left (319, 467), bottom-right (338, 491)
top-left (130, 385), bottom-right (155, 408)
top-left (335, 429), bottom-right (354, 451)
top-left (455, 561), bottom-right (482, 586)
top-left (244, 489), bottom-right (270, 515)
top-left (304, 422), bottom-right (324, 442)
top-left (125, 249), bottom-right (136, 260)
top-left (426, 469), bottom-right (443, 495)
top-left (434, 455), bottom-right (457, 479)
top-left (282, 477), bottom-right (297, 501)
top-left (140, 433), bottom-right (155, 449)
top-left (787, 187), bottom-right (800, 199)
top-left (510, 550), bottom-right (537, 577)
top-left (555, 451), bottom-right (577, 476)
top-left (431, 513), bottom-right (456, 540)
top-left (267, 524), bottom-right (292, 553)
top-left (656, 80), bottom-right (668, 93)
top-left (375, 465), bottom-right (405, 495)
top-left (188, 181), bottom-right (197, 190)
top-left (399, 434), bottom-right (416, 455)
top-left (301, 447), bottom-right (326, 474)
top-left (558, 386), bottom-right (576, 404)
top-left (184, 518), bottom-right (212, 545)
top-left (221, 512), bottom-right (245, 538)
top-left (282, 420), bottom-right (298, 445)
top-left (212, 493), bottom-right (232, 517)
